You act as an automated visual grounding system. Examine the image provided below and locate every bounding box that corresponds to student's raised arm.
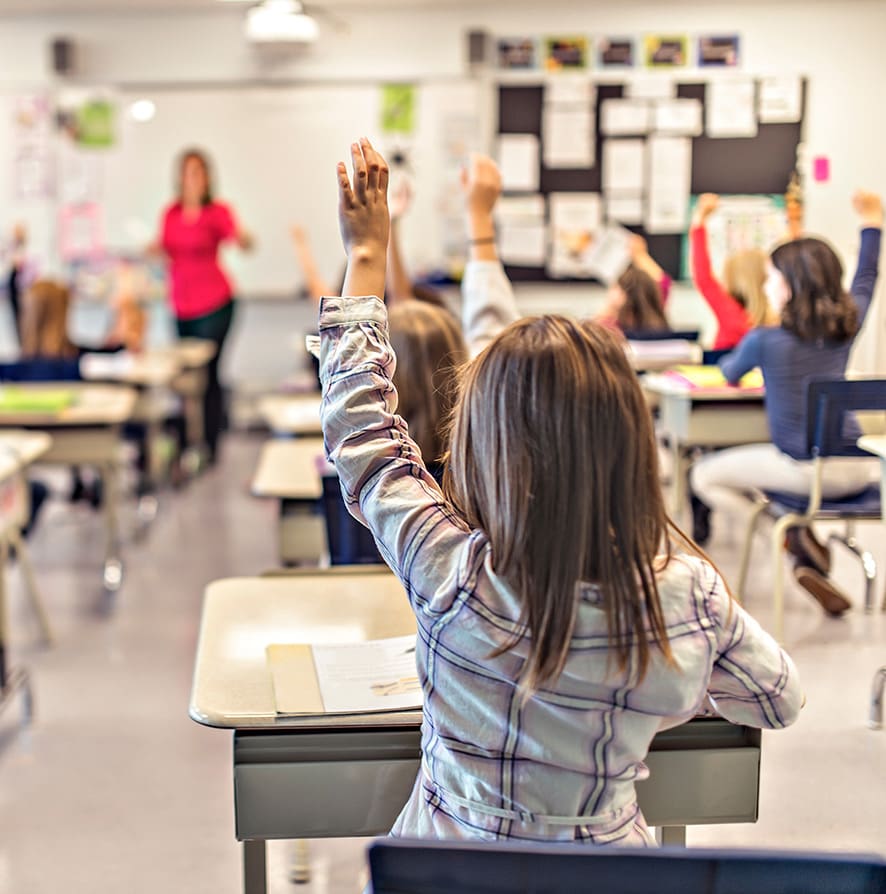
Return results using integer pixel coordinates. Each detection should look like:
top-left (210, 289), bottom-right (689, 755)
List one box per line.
top-left (849, 191), bottom-right (882, 325)
top-left (320, 139), bottom-right (471, 616)
top-left (385, 181), bottom-right (415, 306)
top-left (290, 225), bottom-right (332, 303)
top-left (460, 154), bottom-right (520, 357)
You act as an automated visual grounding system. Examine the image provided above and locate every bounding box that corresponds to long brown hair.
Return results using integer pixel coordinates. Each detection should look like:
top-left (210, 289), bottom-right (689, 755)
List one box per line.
top-left (723, 249), bottom-right (771, 327)
top-left (21, 279), bottom-right (78, 359)
top-left (773, 237), bottom-right (858, 343)
top-left (616, 265), bottom-right (670, 331)
top-left (177, 148), bottom-right (214, 206)
top-left (389, 300), bottom-right (466, 464)
top-left (444, 316), bottom-right (675, 692)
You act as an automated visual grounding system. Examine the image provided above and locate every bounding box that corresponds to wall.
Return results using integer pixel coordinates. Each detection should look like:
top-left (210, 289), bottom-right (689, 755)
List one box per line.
top-left (0, 0), bottom-right (884, 374)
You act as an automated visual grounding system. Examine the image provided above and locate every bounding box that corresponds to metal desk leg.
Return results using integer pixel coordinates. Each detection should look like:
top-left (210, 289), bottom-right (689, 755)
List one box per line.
top-left (656, 825), bottom-right (687, 846)
top-left (6, 529), bottom-right (52, 644)
top-left (243, 839), bottom-right (267, 894)
top-left (0, 538), bottom-right (34, 727)
top-left (101, 460), bottom-right (124, 596)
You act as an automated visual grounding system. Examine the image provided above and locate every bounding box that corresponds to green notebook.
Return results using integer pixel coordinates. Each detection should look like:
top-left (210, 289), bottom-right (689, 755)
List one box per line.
top-left (0, 388), bottom-right (76, 413)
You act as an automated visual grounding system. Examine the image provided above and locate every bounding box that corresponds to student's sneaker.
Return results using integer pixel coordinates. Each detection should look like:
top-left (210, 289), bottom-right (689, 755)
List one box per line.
top-left (690, 494), bottom-right (711, 546)
top-left (794, 566), bottom-right (851, 616)
top-left (785, 526), bottom-right (831, 575)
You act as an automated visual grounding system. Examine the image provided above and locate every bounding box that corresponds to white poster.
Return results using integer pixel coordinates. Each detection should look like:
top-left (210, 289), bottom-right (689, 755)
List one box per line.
top-left (706, 79), bottom-right (757, 138)
top-left (646, 136), bottom-right (692, 233)
top-left (497, 134), bottom-right (540, 192)
top-left (600, 99), bottom-right (651, 136)
top-left (585, 224), bottom-right (633, 284)
top-left (602, 139), bottom-right (646, 194)
top-left (547, 192), bottom-right (602, 278)
top-left (653, 98), bottom-right (703, 136)
top-left (543, 106), bottom-right (595, 168)
top-left (605, 194), bottom-right (645, 226)
top-left (496, 195), bottom-right (547, 266)
top-left (758, 76), bottom-right (802, 124)
top-left (627, 76), bottom-right (676, 100)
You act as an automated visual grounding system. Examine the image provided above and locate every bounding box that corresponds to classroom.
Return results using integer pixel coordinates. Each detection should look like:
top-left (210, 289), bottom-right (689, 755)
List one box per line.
top-left (0, 0), bottom-right (885, 892)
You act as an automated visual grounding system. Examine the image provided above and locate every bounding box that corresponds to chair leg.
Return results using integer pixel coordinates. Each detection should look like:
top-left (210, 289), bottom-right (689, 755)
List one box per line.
top-left (6, 529), bottom-right (52, 645)
top-left (736, 500), bottom-right (769, 604)
top-left (828, 530), bottom-right (878, 614)
top-left (870, 667), bottom-right (886, 730)
top-left (771, 515), bottom-right (797, 644)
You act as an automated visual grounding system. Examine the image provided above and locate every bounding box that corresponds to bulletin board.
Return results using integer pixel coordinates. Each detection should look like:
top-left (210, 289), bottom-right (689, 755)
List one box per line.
top-left (497, 78), bottom-right (807, 282)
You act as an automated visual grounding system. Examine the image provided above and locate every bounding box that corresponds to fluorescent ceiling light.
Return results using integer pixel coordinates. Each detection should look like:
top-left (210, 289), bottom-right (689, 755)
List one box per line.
top-left (128, 99), bottom-right (156, 122)
top-left (246, 0), bottom-right (319, 43)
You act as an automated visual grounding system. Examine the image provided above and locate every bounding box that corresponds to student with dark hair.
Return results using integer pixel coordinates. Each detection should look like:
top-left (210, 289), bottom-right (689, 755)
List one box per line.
top-left (151, 148), bottom-right (253, 465)
top-left (690, 192), bottom-right (882, 614)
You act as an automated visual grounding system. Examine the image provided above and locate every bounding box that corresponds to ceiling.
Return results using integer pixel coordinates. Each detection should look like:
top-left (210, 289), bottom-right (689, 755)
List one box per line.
top-left (0, 0), bottom-right (480, 12)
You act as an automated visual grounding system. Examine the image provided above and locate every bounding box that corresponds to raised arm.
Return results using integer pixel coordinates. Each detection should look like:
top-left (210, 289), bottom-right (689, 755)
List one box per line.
top-left (629, 234), bottom-right (671, 305)
top-left (385, 181), bottom-right (415, 306)
top-left (290, 226), bottom-right (333, 303)
top-left (322, 139), bottom-right (471, 615)
top-left (702, 561), bottom-right (803, 729)
top-left (849, 191), bottom-right (883, 326)
top-left (460, 154), bottom-right (520, 357)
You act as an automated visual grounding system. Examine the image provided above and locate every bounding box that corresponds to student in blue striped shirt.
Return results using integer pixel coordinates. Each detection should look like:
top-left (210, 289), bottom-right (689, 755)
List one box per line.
top-left (320, 139), bottom-right (801, 846)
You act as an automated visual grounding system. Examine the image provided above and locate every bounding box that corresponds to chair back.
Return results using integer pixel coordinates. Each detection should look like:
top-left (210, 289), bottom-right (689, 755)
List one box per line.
top-left (623, 328), bottom-right (700, 342)
top-left (320, 474), bottom-right (383, 565)
top-left (806, 377), bottom-right (886, 459)
top-left (0, 358), bottom-right (82, 382)
top-left (369, 839), bottom-right (886, 894)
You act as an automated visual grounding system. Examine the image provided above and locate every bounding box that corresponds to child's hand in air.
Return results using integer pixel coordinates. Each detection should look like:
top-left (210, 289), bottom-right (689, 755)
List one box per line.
top-left (693, 193), bottom-right (719, 225)
top-left (461, 154), bottom-right (502, 219)
top-left (337, 138), bottom-right (389, 297)
top-left (852, 191), bottom-right (883, 228)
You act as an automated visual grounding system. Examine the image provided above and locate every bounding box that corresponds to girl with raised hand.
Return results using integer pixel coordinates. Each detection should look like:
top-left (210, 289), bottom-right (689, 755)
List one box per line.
top-left (690, 192), bottom-right (882, 614)
top-left (690, 193), bottom-right (771, 350)
top-left (320, 138), bottom-right (801, 846)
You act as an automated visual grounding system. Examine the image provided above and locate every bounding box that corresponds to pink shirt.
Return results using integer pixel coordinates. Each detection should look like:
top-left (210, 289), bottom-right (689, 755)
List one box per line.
top-left (161, 201), bottom-right (238, 320)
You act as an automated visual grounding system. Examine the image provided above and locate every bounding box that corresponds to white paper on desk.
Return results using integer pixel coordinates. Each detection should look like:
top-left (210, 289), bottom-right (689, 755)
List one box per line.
top-left (496, 195), bottom-right (547, 266)
top-left (605, 194), bottom-right (645, 226)
top-left (600, 99), bottom-right (651, 136)
top-left (79, 352), bottom-right (135, 379)
top-left (497, 134), bottom-right (540, 192)
top-left (542, 105), bottom-right (595, 168)
top-left (547, 192), bottom-right (602, 278)
top-left (311, 635), bottom-right (422, 714)
top-left (602, 139), bottom-right (646, 194)
top-left (706, 78), bottom-right (757, 138)
top-left (646, 135), bottom-right (692, 233)
top-left (653, 98), bottom-right (703, 136)
top-left (627, 76), bottom-right (676, 100)
top-left (585, 224), bottom-right (633, 284)
top-left (283, 398), bottom-right (322, 428)
top-left (758, 75), bottom-right (802, 123)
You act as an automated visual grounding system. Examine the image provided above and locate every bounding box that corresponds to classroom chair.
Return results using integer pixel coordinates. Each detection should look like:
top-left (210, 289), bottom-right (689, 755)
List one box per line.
top-left (0, 359), bottom-right (81, 381)
top-left (735, 377), bottom-right (886, 641)
top-left (321, 474), bottom-right (384, 565)
top-left (871, 665), bottom-right (886, 730)
top-left (623, 328), bottom-right (701, 342)
top-left (369, 839), bottom-right (886, 894)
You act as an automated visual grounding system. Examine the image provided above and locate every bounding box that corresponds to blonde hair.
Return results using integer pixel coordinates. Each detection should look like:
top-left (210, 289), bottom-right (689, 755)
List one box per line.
top-left (21, 279), bottom-right (78, 359)
top-left (444, 316), bottom-right (677, 693)
top-left (723, 250), bottom-right (771, 327)
top-left (388, 300), bottom-right (466, 464)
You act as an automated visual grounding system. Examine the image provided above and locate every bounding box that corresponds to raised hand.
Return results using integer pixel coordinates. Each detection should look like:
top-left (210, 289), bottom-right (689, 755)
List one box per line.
top-left (693, 193), bottom-right (720, 225)
top-left (389, 179), bottom-right (413, 222)
top-left (337, 138), bottom-right (390, 298)
top-left (461, 154), bottom-right (502, 219)
top-left (852, 191), bottom-right (884, 228)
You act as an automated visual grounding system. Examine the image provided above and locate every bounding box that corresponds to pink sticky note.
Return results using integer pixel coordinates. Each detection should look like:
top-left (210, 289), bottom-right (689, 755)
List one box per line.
top-left (813, 156), bottom-right (830, 183)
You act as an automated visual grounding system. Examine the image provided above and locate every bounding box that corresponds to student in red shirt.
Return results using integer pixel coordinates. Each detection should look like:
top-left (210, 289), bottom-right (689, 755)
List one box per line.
top-left (690, 194), bottom-right (771, 350)
top-left (154, 149), bottom-right (253, 464)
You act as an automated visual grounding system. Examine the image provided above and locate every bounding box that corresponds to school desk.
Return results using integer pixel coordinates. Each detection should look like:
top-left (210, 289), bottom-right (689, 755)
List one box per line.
top-left (190, 572), bottom-right (764, 894)
top-left (251, 438), bottom-right (325, 564)
top-left (642, 373), bottom-right (769, 514)
top-left (163, 338), bottom-right (216, 454)
top-left (858, 436), bottom-right (886, 730)
top-left (0, 430), bottom-right (52, 727)
top-left (258, 393), bottom-right (322, 437)
top-left (0, 383), bottom-right (138, 597)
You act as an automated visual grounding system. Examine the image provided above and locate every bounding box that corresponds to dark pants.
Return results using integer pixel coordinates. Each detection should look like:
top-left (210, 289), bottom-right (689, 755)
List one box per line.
top-left (176, 300), bottom-right (236, 462)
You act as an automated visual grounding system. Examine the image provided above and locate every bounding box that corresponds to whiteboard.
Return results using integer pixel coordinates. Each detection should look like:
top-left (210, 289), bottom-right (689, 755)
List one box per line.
top-left (100, 81), bottom-right (483, 297)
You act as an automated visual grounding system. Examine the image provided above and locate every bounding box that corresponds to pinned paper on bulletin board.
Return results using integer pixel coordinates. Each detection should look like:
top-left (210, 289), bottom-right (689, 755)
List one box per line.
top-left (57, 89), bottom-right (118, 149)
top-left (544, 36), bottom-right (590, 72)
top-left (380, 84), bottom-right (416, 135)
top-left (643, 35), bottom-right (689, 69)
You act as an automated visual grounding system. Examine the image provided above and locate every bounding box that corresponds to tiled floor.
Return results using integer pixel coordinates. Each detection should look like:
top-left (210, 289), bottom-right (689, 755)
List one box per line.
top-left (0, 433), bottom-right (884, 893)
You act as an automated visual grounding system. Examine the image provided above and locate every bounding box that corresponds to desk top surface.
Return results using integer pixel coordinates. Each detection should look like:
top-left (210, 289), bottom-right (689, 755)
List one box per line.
top-left (165, 338), bottom-right (217, 369)
top-left (190, 572), bottom-right (416, 729)
top-left (859, 435), bottom-right (886, 461)
top-left (0, 430), bottom-right (52, 481)
top-left (642, 373), bottom-right (765, 402)
top-left (259, 394), bottom-right (322, 436)
top-left (0, 383), bottom-right (138, 426)
top-left (80, 351), bottom-right (180, 387)
top-left (252, 438), bottom-right (325, 500)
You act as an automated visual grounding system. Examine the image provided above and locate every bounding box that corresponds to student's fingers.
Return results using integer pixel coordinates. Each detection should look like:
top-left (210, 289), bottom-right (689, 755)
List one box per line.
top-left (459, 165), bottom-right (469, 194)
top-left (361, 137), bottom-right (382, 194)
top-left (350, 141), bottom-right (368, 203)
top-left (337, 162), bottom-right (355, 210)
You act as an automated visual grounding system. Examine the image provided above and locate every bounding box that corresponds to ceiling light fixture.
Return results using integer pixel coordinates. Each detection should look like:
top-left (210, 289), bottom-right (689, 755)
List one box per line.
top-left (245, 0), bottom-right (319, 44)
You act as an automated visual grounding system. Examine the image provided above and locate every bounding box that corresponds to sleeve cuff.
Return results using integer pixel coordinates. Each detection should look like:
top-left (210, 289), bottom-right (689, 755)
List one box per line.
top-left (319, 295), bottom-right (387, 329)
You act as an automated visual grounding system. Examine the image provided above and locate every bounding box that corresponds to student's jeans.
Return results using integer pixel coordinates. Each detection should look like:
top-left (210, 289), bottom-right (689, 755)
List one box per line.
top-left (176, 299), bottom-right (236, 463)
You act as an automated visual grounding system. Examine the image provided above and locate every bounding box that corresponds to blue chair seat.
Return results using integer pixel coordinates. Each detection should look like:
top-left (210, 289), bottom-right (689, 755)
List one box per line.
top-left (764, 484), bottom-right (881, 518)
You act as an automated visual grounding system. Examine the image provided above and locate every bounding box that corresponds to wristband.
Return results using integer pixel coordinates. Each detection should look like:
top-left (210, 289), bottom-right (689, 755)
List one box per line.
top-left (470, 236), bottom-right (496, 245)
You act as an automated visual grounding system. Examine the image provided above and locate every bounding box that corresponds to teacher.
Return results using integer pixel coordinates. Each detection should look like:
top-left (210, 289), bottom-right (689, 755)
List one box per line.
top-left (156, 148), bottom-right (253, 466)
